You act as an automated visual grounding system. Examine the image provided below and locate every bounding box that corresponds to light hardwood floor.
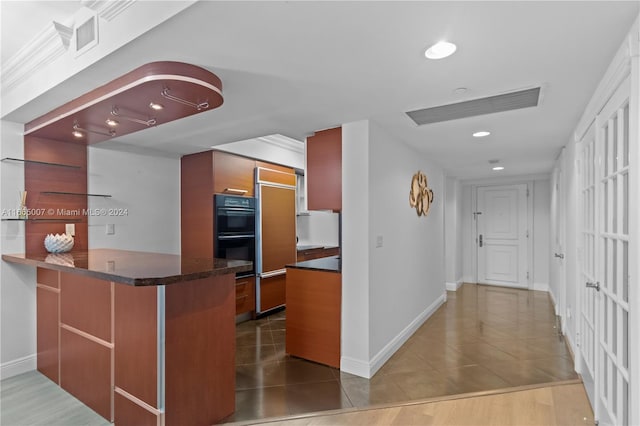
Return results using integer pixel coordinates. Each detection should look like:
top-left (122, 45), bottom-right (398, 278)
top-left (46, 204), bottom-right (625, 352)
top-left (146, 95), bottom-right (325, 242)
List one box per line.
top-left (0, 371), bottom-right (109, 426)
top-left (254, 382), bottom-right (594, 426)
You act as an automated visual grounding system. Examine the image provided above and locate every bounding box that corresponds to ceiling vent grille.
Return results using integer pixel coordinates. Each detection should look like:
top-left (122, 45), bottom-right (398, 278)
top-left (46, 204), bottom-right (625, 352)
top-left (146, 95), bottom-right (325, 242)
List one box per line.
top-left (406, 87), bottom-right (541, 126)
top-left (75, 15), bottom-right (98, 56)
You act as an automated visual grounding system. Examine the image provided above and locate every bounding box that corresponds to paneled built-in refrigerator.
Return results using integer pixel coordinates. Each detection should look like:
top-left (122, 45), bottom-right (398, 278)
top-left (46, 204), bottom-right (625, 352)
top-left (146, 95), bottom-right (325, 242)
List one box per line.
top-left (255, 167), bottom-right (297, 315)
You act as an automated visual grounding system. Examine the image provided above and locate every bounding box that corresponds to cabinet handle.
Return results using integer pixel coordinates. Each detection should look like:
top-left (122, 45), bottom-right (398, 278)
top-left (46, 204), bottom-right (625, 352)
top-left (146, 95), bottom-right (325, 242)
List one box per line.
top-left (260, 269), bottom-right (287, 279)
top-left (224, 188), bottom-right (248, 195)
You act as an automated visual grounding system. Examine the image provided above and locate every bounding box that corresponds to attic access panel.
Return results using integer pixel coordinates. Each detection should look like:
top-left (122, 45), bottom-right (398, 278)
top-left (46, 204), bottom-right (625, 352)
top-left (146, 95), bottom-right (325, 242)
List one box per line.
top-left (406, 87), bottom-right (540, 125)
top-left (24, 61), bottom-right (223, 144)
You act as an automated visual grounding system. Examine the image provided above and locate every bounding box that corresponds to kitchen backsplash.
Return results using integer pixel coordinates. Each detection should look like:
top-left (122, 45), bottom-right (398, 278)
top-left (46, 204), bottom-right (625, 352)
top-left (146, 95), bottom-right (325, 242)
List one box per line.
top-left (296, 211), bottom-right (339, 246)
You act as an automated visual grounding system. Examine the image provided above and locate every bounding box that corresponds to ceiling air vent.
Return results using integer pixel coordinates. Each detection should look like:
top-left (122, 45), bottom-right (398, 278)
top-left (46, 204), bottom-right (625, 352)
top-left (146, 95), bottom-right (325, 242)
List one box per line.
top-left (75, 15), bottom-right (98, 56)
top-left (406, 87), bottom-right (541, 126)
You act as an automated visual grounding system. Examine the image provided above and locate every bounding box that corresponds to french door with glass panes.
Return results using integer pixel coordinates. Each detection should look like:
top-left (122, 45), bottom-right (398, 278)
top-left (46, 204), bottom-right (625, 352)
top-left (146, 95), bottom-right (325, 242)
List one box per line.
top-left (580, 76), bottom-right (631, 426)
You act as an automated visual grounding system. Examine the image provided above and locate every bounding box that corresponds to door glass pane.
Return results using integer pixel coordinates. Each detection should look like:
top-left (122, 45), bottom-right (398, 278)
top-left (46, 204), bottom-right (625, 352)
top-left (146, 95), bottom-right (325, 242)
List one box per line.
top-left (623, 173), bottom-right (628, 234)
top-left (612, 116), bottom-right (618, 171)
top-left (604, 353), bottom-right (609, 398)
top-left (604, 238), bottom-right (608, 289)
top-left (623, 242), bottom-right (628, 303)
top-left (604, 296), bottom-right (609, 346)
top-left (612, 366), bottom-right (618, 417)
top-left (612, 302), bottom-right (617, 355)
top-left (612, 177), bottom-right (617, 233)
top-left (623, 381), bottom-right (629, 425)
top-left (604, 181), bottom-right (608, 232)
top-left (604, 126), bottom-right (609, 176)
top-left (623, 104), bottom-right (629, 167)
top-left (623, 309), bottom-right (628, 369)
top-left (612, 240), bottom-right (617, 296)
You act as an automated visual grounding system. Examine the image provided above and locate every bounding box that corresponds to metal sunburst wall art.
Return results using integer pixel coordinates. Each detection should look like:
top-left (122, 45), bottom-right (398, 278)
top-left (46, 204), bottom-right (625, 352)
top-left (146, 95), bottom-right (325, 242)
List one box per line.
top-left (409, 171), bottom-right (434, 217)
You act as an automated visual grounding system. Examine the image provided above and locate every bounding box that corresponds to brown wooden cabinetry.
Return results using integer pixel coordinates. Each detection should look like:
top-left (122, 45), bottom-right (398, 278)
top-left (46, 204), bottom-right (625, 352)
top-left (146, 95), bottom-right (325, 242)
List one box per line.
top-left (306, 127), bottom-right (342, 211)
top-left (285, 268), bottom-right (341, 368)
top-left (214, 151), bottom-right (256, 197)
top-left (296, 246), bottom-right (339, 262)
top-left (235, 276), bottom-right (256, 314)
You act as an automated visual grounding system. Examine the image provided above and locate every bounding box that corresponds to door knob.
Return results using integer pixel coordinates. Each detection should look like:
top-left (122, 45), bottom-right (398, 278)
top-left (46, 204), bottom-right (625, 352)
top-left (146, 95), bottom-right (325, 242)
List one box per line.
top-left (585, 281), bottom-right (600, 291)
top-left (554, 253), bottom-right (564, 259)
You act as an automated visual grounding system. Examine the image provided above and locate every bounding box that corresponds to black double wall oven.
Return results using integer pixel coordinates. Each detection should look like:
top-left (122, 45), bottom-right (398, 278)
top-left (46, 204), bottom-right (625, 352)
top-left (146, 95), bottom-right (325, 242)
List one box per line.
top-left (214, 194), bottom-right (256, 278)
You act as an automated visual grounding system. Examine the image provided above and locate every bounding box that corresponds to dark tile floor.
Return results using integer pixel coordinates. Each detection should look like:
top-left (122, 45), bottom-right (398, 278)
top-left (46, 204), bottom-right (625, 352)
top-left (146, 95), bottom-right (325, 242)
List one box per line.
top-left (224, 284), bottom-right (578, 423)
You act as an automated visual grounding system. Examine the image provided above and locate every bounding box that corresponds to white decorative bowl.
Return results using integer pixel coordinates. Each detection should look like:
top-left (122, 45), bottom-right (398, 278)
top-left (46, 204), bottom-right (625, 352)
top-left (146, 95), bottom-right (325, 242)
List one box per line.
top-left (44, 233), bottom-right (74, 253)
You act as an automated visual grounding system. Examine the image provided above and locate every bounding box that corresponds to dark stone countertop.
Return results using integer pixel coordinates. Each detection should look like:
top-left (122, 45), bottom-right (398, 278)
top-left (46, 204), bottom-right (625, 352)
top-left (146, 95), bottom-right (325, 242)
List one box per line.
top-left (287, 255), bottom-right (341, 273)
top-left (2, 248), bottom-right (252, 286)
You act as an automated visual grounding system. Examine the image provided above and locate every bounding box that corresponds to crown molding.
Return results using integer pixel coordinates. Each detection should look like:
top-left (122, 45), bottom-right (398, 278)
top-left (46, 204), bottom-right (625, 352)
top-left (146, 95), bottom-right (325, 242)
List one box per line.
top-left (82, 0), bottom-right (135, 21)
top-left (258, 134), bottom-right (304, 153)
top-left (1, 21), bottom-right (73, 93)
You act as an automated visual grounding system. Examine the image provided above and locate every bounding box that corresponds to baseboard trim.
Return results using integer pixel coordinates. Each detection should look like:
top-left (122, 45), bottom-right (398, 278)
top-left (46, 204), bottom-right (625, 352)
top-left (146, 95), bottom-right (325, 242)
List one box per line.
top-left (340, 292), bottom-right (446, 379)
top-left (533, 282), bottom-right (549, 292)
top-left (340, 356), bottom-right (371, 379)
top-left (445, 280), bottom-right (464, 291)
top-left (548, 288), bottom-right (559, 315)
top-left (0, 354), bottom-right (36, 380)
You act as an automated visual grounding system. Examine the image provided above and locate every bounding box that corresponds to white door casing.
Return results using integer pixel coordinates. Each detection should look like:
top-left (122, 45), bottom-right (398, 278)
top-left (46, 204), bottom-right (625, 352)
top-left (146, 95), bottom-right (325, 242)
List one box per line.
top-left (591, 76), bottom-right (631, 426)
top-left (476, 184), bottom-right (528, 289)
top-left (552, 151), bottom-right (567, 325)
top-left (578, 123), bottom-right (597, 408)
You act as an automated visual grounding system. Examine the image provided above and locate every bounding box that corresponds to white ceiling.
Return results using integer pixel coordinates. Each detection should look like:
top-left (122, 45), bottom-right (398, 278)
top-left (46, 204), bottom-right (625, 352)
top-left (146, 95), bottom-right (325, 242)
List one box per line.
top-left (2, 1), bottom-right (638, 179)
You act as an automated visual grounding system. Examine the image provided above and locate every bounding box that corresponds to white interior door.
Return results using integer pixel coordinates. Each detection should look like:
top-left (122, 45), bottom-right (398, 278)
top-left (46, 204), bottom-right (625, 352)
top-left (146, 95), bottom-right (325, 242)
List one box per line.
top-left (477, 184), bottom-right (528, 288)
top-left (552, 154), bottom-right (567, 324)
top-left (592, 77), bottom-right (631, 426)
top-left (579, 124), bottom-right (597, 408)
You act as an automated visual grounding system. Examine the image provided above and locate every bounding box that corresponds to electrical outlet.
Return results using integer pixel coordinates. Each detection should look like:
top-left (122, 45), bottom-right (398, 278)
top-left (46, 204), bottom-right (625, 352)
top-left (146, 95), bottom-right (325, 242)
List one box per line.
top-left (376, 235), bottom-right (383, 248)
top-left (106, 224), bottom-right (115, 235)
top-left (65, 223), bottom-right (75, 236)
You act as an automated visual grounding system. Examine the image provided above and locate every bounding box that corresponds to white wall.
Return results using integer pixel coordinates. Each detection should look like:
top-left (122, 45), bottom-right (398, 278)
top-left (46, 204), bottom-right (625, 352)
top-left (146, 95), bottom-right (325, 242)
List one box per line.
top-left (2, 1), bottom-right (196, 118)
top-left (87, 146), bottom-right (180, 255)
top-left (296, 211), bottom-right (339, 247)
top-left (533, 179), bottom-right (551, 290)
top-left (340, 120), bottom-right (371, 377)
top-left (461, 185), bottom-right (473, 282)
top-left (368, 121), bottom-right (445, 363)
top-left (0, 120), bottom-right (37, 379)
top-left (460, 175), bottom-right (551, 290)
top-left (341, 119), bottom-right (446, 378)
top-left (444, 177), bottom-right (463, 290)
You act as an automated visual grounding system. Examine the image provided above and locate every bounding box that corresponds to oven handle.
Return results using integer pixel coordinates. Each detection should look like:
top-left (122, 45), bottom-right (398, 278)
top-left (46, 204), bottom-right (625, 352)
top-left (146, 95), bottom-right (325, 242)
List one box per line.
top-left (223, 188), bottom-right (248, 195)
top-left (259, 269), bottom-right (287, 279)
top-left (217, 208), bottom-right (255, 214)
top-left (217, 234), bottom-right (255, 240)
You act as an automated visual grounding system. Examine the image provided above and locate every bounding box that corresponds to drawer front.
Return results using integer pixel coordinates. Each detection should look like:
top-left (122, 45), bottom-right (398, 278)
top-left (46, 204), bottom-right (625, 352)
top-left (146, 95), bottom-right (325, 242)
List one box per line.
top-left (235, 276), bottom-right (255, 315)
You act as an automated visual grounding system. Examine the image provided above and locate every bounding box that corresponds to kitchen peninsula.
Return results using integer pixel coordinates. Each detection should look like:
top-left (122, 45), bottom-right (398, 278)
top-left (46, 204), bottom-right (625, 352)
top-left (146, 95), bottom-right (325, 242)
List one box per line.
top-left (3, 249), bottom-right (251, 425)
top-left (285, 255), bottom-right (341, 368)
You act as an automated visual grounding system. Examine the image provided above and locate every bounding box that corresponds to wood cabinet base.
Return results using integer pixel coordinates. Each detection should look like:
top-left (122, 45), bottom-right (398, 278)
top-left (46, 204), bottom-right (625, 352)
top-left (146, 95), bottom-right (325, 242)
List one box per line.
top-left (285, 268), bottom-right (341, 368)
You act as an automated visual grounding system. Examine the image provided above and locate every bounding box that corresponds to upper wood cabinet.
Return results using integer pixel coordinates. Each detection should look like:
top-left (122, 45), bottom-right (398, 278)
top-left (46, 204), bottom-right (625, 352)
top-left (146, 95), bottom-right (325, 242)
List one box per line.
top-left (214, 152), bottom-right (256, 197)
top-left (306, 127), bottom-right (341, 211)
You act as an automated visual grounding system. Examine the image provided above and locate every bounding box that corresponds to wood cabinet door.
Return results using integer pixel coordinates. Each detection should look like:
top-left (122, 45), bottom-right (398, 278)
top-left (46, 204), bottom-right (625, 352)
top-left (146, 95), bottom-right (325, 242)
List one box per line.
top-left (259, 185), bottom-right (297, 272)
top-left (213, 151), bottom-right (256, 197)
top-left (306, 127), bottom-right (341, 211)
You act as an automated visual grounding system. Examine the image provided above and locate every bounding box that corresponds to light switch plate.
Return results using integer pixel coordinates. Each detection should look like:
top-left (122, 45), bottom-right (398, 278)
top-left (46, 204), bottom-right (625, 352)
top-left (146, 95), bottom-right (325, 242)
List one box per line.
top-left (376, 235), bottom-right (383, 248)
top-left (65, 223), bottom-right (75, 236)
top-left (106, 224), bottom-right (115, 235)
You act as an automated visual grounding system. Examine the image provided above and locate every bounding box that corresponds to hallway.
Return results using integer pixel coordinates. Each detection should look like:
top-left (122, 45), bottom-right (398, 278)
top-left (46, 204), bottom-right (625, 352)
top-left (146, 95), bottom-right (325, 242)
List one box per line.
top-left (229, 284), bottom-right (578, 422)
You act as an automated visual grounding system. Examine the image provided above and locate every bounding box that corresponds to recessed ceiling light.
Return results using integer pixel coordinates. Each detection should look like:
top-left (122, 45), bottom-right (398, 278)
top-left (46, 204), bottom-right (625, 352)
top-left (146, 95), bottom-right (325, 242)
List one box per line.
top-left (105, 118), bottom-right (119, 127)
top-left (473, 131), bottom-right (491, 138)
top-left (149, 102), bottom-right (164, 111)
top-left (425, 41), bottom-right (457, 60)
top-left (453, 87), bottom-right (468, 95)
top-left (492, 166), bottom-right (505, 171)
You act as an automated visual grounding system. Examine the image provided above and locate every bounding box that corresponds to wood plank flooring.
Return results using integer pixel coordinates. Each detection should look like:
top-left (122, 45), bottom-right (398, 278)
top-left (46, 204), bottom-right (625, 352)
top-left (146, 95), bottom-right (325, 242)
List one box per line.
top-left (256, 382), bottom-right (594, 426)
top-left (0, 370), bottom-right (109, 426)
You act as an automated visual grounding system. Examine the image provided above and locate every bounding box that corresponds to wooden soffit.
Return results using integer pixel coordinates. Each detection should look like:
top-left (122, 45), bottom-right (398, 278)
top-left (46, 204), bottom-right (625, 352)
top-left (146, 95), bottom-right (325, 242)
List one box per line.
top-left (24, 61), bottom-right (223, 144)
